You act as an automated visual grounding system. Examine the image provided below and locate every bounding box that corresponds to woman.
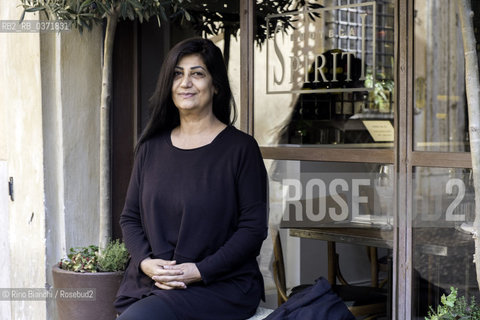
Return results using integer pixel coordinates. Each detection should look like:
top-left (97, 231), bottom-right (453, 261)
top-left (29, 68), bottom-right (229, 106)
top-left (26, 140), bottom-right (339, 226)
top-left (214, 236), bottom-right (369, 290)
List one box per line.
top-left (115, 38), bottom-right (268, 320)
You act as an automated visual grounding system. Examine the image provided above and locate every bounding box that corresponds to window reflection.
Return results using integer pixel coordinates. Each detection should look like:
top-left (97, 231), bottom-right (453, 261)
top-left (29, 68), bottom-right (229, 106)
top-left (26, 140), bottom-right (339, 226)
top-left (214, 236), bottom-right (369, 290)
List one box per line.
top-left (266, 160), bottom-right (393, 317)
top-left (254, 0), bottom-right (395, 148)
top-left (412, 167), bottom-right (478, 318)
top-left (413, 0), bottom-right (474, 152)
top-left (269, 160), bottom-right (394, 228)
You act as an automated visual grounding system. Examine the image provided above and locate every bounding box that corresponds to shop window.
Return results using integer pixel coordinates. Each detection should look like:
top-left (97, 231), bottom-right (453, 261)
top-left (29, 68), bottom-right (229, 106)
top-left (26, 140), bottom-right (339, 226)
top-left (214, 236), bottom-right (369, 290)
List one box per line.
top-left (412, 166), bottom-right (478, 318)
top-left (265, 159), bottom-right (393, 302)
top-left (413, 0), bottom-right (476, 152)
top-left (255, 0), bottom-right (395, 148)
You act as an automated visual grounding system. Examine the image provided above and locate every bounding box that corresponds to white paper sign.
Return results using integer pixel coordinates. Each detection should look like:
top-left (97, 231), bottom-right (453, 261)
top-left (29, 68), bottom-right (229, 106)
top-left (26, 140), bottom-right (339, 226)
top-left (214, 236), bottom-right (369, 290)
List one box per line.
top-left (362, 120), bottom-right (394, 142)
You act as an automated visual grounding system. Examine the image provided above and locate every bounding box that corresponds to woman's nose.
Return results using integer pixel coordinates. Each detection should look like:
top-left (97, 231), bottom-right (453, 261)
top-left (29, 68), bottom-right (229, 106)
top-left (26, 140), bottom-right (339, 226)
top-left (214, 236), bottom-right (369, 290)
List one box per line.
top-left (180, 74), bottom-right (192, 87)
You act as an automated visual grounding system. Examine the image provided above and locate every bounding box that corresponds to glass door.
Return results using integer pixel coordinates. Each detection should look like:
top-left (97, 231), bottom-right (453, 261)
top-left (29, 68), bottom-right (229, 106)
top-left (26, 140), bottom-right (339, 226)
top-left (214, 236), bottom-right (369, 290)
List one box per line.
top-left (244, 0), bottom-right (479, 318)
top-left (248, 0), bottom-right (397, 317)
top-left (409, 1), bottom-right (478, 319)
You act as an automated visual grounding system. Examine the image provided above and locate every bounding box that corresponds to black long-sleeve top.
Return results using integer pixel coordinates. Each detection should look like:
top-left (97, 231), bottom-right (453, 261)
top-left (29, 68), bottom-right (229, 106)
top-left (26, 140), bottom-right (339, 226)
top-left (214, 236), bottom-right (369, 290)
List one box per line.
top-left (115, 126), bottom-right (268, 320)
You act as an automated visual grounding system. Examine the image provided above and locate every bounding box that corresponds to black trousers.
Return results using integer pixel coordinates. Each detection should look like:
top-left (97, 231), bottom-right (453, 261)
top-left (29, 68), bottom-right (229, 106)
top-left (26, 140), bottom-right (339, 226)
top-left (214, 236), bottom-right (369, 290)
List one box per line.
top-left (116, 295), bottom-right (178, 320)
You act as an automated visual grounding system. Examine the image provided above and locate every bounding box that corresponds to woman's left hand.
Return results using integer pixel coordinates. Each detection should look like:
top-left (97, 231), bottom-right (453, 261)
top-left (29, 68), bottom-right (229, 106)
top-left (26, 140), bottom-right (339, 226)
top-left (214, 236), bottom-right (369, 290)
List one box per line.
top-left (152, 263), bottom-right (202, 289)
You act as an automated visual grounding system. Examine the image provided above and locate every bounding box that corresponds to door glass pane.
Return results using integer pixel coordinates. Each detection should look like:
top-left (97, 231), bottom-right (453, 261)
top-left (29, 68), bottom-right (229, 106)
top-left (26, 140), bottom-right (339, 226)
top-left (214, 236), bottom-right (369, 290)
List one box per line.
top-left (412, 167), bottom-right (477, 318)
top-left (271, 160), bottom-right (394, 229)
top-left (254, 0), bottom-right (395, 148)
top-left (266, 159), bottom-right (393, 316)
top-left (413, 0), bottom-right (480, 152)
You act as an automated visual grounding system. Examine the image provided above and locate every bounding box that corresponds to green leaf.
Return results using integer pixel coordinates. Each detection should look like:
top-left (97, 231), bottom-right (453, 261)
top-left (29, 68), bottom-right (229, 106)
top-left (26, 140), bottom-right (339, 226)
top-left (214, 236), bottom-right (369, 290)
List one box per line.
top-left (126, 0), bottom-right (143, 10)
top-left (159, 6), bottom-right (167, 22)
top-left (76, 16), bottom-right (83, 27)
top-left (79, 12), bottom-right (96, 18)
top-left (95, 1), bottom-right (109, 14)
top-left (19, 10), bottom-right (26, 24)
top-left (120, 2), bottom-right (127, 18)
top-left (143, 11), bottom-right (151, 22)
top-left (79, 0), bottom-right (94, 12)
top-left (25, 6), bottom-right (46, 13)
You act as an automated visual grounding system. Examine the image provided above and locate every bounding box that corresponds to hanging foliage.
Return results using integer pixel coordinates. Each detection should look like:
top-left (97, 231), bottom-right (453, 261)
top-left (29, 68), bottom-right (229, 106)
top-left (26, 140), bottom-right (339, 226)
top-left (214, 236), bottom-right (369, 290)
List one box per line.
top-left (178, 0), bottom-right (322, 47)
top-left (19, 0), bottom-right (191, 31)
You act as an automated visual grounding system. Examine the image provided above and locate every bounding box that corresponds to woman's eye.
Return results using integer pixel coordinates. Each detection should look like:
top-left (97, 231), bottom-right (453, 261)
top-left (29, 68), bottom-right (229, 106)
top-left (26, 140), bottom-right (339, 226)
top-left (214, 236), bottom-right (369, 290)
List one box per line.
top-left (192, 72), bottom-right (205, 78)
top-left (173, 71), bottom-right (183, 78)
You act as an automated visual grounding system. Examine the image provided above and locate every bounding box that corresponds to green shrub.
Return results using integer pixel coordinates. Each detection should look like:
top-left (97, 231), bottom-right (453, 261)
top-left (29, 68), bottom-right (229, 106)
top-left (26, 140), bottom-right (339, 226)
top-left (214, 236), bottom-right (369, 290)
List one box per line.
top-left (59, 240), bottom-right (129, 273)
top-left (98, 239), bottom-right (129, 272)
top-left (426, 287), bottom-right (480, 320)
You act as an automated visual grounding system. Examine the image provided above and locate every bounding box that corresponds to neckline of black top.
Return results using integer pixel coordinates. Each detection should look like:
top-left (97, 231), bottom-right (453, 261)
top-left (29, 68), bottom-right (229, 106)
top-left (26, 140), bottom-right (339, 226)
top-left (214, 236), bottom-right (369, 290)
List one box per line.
top-left (166, 125), bottom-right (231, 151)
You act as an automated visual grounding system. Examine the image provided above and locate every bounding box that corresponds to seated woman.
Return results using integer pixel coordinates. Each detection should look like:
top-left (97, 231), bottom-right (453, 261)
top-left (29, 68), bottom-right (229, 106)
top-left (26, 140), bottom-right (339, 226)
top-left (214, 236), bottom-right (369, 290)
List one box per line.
top-left (115, 37), bottom-right (268, 320)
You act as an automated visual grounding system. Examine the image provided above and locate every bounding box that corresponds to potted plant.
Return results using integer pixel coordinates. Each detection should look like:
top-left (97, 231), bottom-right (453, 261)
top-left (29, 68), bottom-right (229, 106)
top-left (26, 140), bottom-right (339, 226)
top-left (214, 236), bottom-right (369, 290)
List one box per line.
top-left (52, 239), bottom-right (129, 320)
top-left (425, 287), bottom-right (480, 320)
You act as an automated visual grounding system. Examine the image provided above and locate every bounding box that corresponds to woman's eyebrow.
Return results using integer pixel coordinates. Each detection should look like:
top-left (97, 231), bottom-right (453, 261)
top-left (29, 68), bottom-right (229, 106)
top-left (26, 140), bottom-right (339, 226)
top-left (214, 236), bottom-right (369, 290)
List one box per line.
top-left (190, 66), bottom-right (206, 71)
top-left (174, 65), bottom-right (206, 71)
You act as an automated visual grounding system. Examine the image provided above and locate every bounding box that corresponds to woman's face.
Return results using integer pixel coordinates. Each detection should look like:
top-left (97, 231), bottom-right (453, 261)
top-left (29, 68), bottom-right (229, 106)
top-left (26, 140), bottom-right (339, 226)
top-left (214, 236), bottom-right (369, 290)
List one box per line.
top-left (171, 54), bottom-right (216, 116)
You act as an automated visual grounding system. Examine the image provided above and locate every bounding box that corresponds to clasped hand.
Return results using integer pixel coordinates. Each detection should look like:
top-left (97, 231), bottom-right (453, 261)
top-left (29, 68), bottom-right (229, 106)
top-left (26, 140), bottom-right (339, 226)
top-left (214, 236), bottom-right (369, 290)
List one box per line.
top-left (140, 258), bottom-right (202, 290)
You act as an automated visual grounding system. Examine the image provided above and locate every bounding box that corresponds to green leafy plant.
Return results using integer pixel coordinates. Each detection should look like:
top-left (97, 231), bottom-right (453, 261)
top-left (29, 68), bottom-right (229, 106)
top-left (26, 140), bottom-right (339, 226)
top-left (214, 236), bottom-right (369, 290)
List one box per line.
top-left (364, 73), bottom-right (394, 113)
top-left (59, 240), bottom-right (129, 273)
top-left (19, 0), bottom-right (191, 32)
top-left (425, 287), bottom-right (480, 320)
top-left (97, 239), bottom-right (129, 272)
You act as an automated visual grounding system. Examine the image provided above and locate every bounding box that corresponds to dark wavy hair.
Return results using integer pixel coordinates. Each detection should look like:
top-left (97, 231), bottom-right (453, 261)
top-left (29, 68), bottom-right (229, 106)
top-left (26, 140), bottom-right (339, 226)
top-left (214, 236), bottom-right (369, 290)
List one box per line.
top-left (135, 37), bottom-right (236, 152)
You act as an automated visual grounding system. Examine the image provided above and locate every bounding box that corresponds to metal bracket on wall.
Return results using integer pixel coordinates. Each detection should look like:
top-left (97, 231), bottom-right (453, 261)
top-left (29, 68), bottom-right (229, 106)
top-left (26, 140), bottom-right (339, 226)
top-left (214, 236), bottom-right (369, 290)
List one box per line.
top-left (8, 177), bottom-right (13, 201)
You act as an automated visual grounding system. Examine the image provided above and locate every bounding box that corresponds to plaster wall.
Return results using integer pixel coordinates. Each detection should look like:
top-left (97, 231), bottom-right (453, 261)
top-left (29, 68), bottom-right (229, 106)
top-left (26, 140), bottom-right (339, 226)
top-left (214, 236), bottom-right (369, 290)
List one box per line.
top-left (0, 1), bottom-right (103, 318)
top-left (0, 161), bottom-right (11, 319)
top-left (0, 1), bottom-right (47, 319)
top-left (58, 24), bottom-right (102, 252)
top-left (41, 22), bottom-right (102, 319)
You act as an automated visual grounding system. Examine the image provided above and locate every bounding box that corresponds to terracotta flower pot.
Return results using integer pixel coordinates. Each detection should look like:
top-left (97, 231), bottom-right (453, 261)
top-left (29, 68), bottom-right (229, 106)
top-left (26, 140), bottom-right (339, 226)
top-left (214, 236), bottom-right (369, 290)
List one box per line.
top-left (52, 264), bottom-right (124, 320)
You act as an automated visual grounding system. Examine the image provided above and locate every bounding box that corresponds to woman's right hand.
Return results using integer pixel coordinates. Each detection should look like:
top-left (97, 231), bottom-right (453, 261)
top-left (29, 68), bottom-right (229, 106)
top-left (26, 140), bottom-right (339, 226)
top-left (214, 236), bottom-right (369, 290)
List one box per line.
top-left (140, 258), bottom-right (186, 290)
